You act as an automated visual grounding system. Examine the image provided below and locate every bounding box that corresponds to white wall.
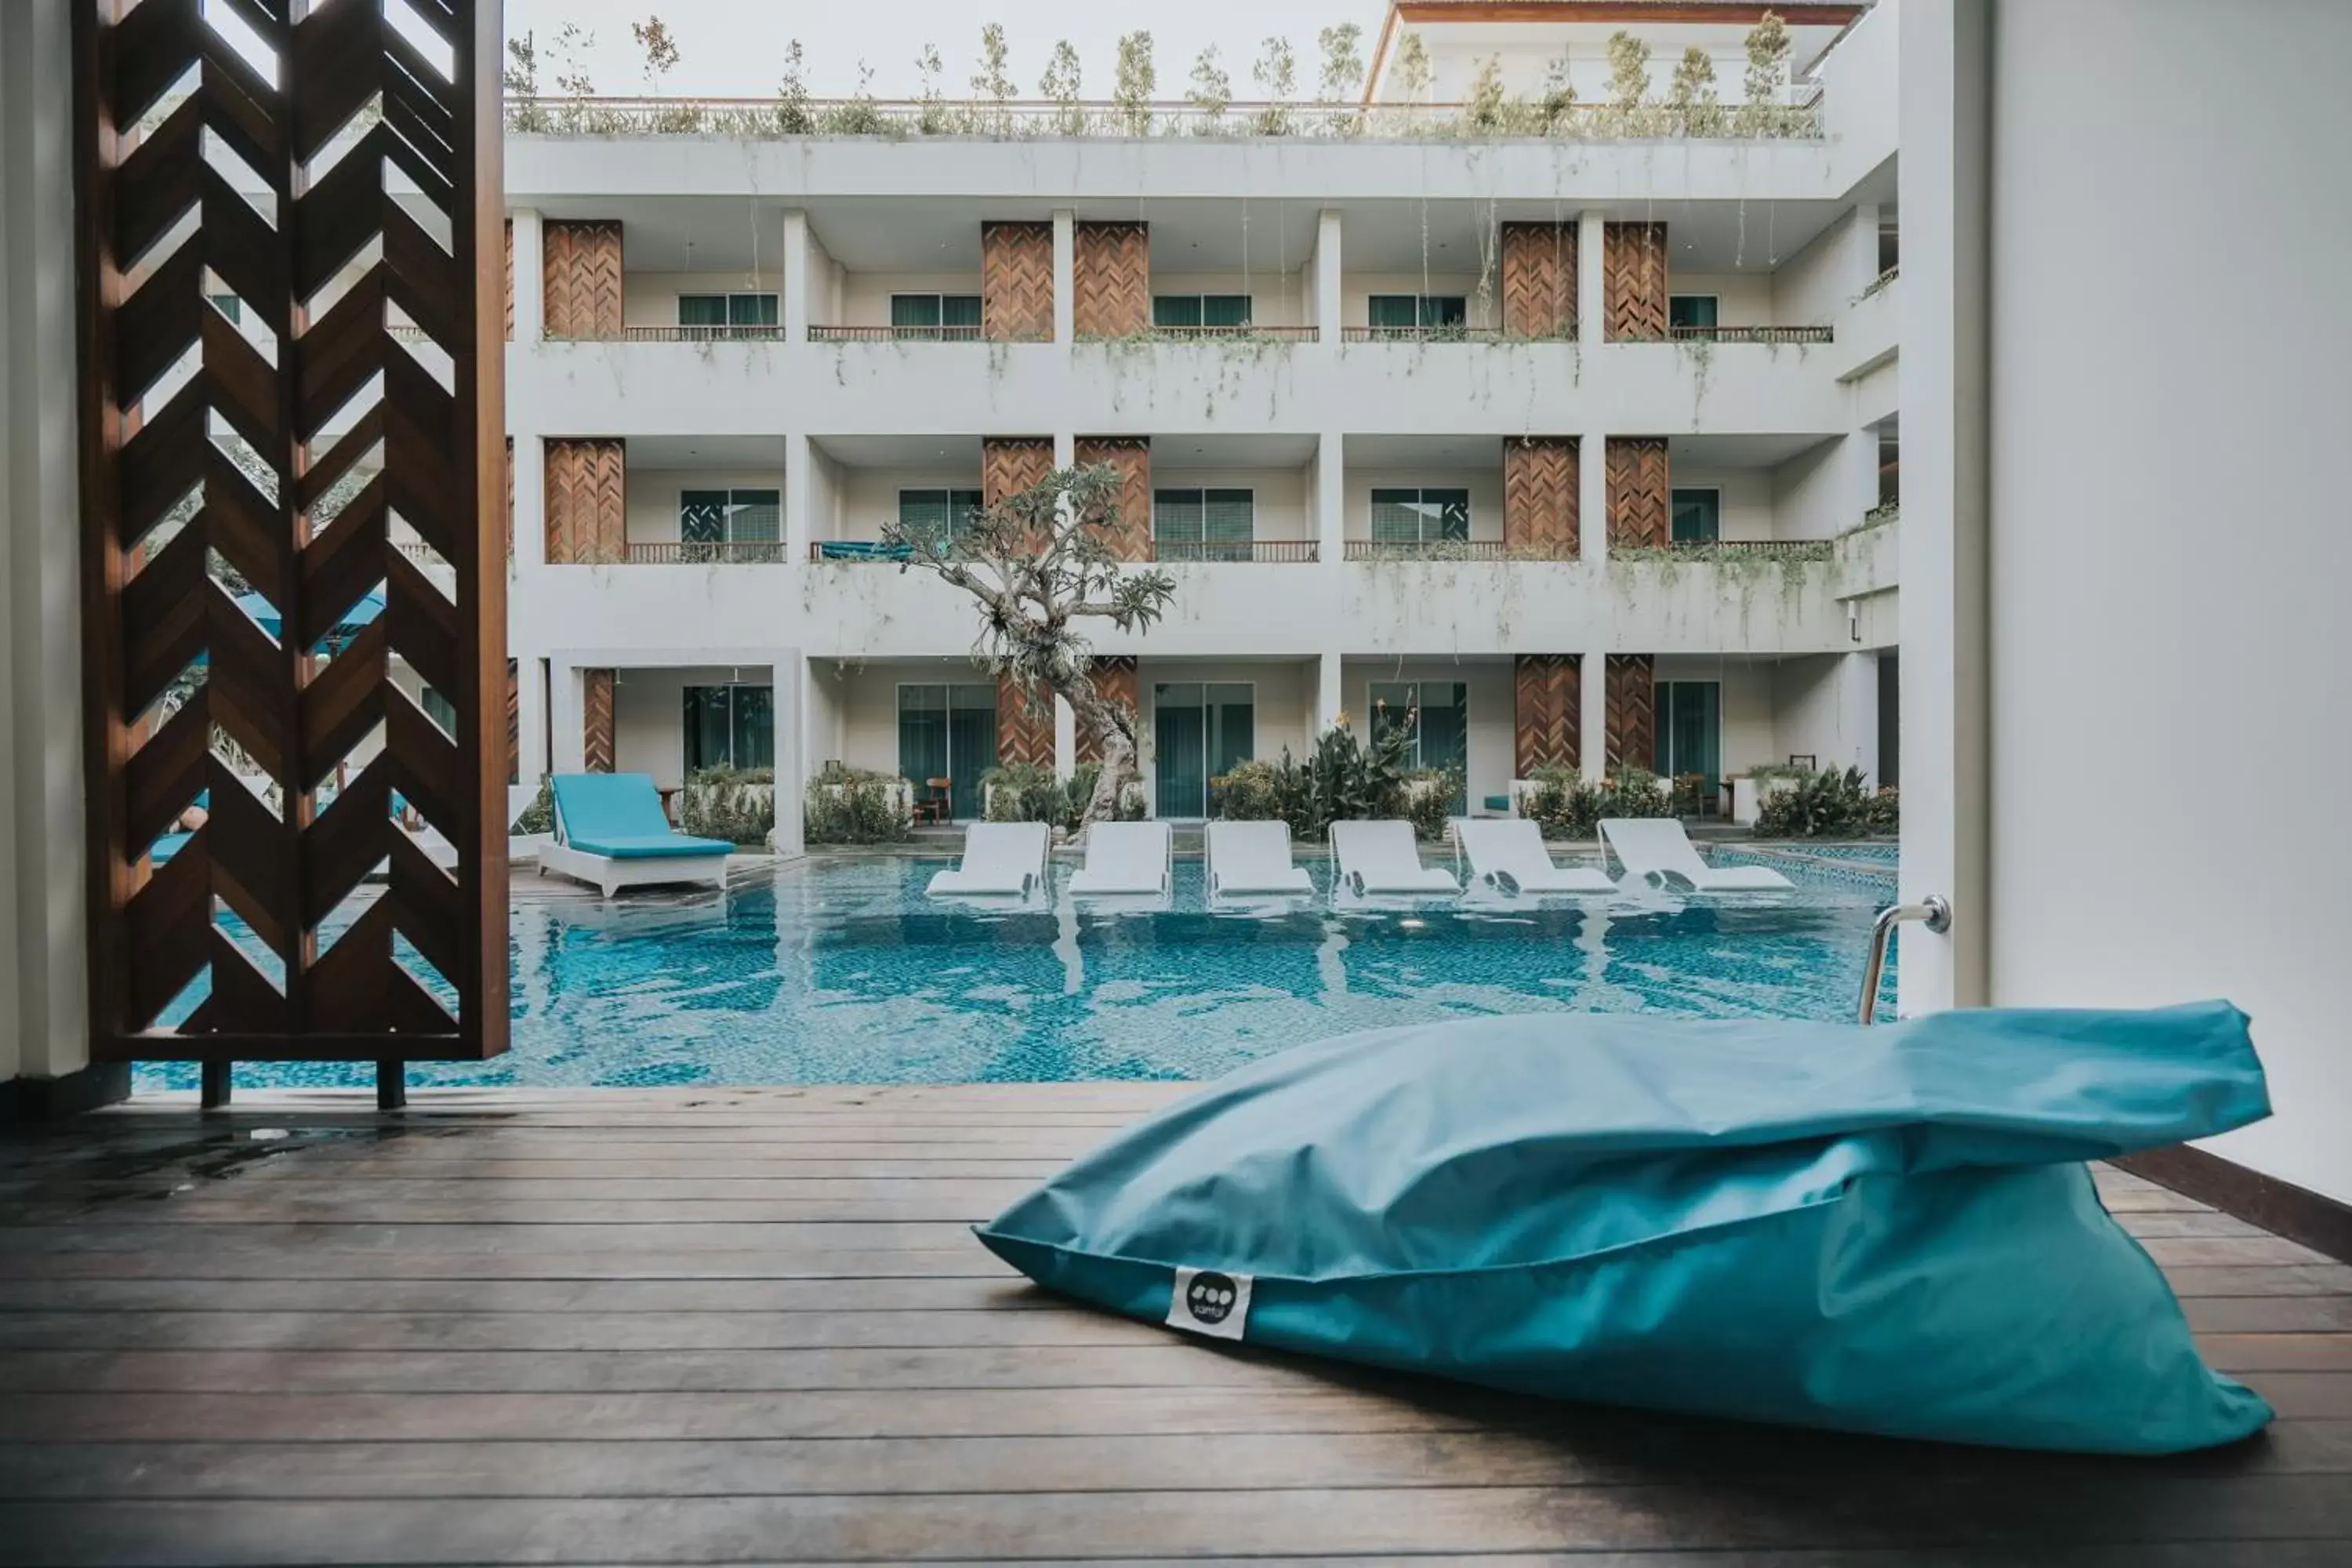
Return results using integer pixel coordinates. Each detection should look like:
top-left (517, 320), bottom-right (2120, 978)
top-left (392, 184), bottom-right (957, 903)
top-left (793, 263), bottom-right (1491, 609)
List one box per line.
top-left (838, 270), bottom-right (984, 329)
top-left (622, 270), bottom-right (784, 329)
top-left (829, 466), bottom-right (983, 543)
top-left (1344, 467), bottom-right (1507, 542)
top-left (1653, 656), bottom-right (1777, 777)
top-left (1977, 0), bottom-right (2352, 1202)
top-left (627, 470), bottom-right (786, 545)
top-left (1147, 272), bottom-right (1310, 330)
top-left (1342, 659), bottom-right (1514, 808)
top-left (1340, 272), bottom-right (1496, 331)
top-left (1134, 660), bottom-right (1316, 815)
top-left (1668, 271), bottom-right (1774, 327)
top-left (1664, 466), bottom-right (1774, 542)
top-left (1149, 466), bottom-right (1312, 542)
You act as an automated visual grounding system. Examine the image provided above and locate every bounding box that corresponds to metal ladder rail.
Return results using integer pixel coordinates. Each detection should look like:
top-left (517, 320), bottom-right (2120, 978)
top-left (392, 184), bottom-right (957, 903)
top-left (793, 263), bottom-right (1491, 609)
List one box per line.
top-left (1858, 895), bottom-right (1952, 1024)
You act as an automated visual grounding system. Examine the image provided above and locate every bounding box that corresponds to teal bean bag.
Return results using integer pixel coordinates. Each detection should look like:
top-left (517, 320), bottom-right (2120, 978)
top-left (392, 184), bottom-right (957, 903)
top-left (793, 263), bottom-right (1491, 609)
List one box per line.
top-left (976, 1004), bottom-right (2273, 1454)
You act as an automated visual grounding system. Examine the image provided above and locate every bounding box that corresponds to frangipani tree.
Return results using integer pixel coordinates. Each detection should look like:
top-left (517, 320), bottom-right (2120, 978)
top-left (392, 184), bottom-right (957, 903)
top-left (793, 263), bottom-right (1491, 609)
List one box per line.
top-left (882, 465), bottom-right (1177, 828)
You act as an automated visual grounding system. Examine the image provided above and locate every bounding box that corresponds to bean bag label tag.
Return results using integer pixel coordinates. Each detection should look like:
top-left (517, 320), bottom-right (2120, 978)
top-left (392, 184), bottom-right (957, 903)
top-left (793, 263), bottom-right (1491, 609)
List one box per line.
top-left (1167, 1266), bottom-right (1252, 1341)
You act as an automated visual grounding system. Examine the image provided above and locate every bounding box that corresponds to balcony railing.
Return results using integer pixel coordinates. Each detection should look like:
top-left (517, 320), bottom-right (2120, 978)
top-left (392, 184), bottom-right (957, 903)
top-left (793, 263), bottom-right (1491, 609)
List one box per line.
top-left (1152, 539), bottom-right (1319, 564)
top-left (808, 325), bottom-right (984, 343)
top-left (1118, 325), bottom-right (1321, 344)
top-left (809, 541), bottom-right (915, 562)
top-left (1341, 326), bottom-right (1507, 345)
top-left (1644, 325), bottom-right (1836, 345)
top-left (1345, 539), bottom-right (1517, 561)
top-left (622, 540), bottom-right (789, 564)
top-left (1663, 539), bottom-right (1835, 557)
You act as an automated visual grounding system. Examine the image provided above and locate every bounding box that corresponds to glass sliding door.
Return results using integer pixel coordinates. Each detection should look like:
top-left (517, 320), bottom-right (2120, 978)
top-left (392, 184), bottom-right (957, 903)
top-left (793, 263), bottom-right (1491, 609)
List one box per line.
top-left (682, 684), bottom-right (775, 773)
top-left (1153, 488), bottom-right (1255, 561)
top-left (1369, 680), bottom-right (1469, 812)
top-left (1152, 683), bottom-right (1254, 818)
top-left (1654, 681), bottom-right (1722, 803)
top-left (898, 684), bottom-right (997, 820)
top-left (1369, 488), bottom-right (1471, 546)
top-left (1670, 488), bottom-right (1722, 543)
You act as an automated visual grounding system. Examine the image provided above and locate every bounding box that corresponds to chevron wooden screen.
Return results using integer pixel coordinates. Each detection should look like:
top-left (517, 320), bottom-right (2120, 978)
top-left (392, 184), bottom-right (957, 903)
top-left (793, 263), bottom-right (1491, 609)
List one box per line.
top-left (996, 671), bottom-right (1055, 770)
top-left (1073, 222), bottom-right (1149, 338)
top-left (582, 670), bottom-right (616, 773)
top-left (1075, 656), bottom-right (1138, 767)
top-left (982, 222), bottom-right (1054, 343)
top-left (74, 0), bottom-right (506, 1064)
top-left (1500, 223), bottom-right (1576, 340)
top-left (503, 217), bottom-right (514, 342)
top-left (1513, 655), bottom-right (1581, 777)
top-left (544, 439), bottom-right (626, 564)
top-left (542, 219), bottom-right (622, 339)
top-left (1502, 437), bottom-right (1578, 559)
top-left (1075, 437), bottom-right (1152, 561)
top-left (1606, 437), bottom-right (1671, 549)
top-left (1606, 655), bottom-right (1657, 771)
top-left (1602, 222), bottom-right (1669, 340)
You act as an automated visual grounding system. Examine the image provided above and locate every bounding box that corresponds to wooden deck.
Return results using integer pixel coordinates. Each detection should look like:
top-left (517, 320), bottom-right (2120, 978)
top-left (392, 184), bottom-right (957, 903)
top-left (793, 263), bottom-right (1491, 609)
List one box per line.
top-left (1, 1084), bottom-right (2347, 1566)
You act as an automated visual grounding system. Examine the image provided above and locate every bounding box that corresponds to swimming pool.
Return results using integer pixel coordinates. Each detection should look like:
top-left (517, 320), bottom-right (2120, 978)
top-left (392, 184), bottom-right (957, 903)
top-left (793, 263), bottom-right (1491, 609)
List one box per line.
top-left (138, 849), bottom-right (1897, 1091)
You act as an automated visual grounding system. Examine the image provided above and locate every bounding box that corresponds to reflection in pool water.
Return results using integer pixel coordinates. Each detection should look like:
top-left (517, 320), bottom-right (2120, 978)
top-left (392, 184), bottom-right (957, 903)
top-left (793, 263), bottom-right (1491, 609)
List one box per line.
top-left (138, 851), bottom-right (1896, 1091)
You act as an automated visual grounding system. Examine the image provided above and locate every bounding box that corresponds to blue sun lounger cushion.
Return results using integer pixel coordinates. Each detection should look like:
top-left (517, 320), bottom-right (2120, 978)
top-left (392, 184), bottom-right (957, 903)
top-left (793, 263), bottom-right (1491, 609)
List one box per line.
top-left (976, 1004), bottom-right (2273, 1454)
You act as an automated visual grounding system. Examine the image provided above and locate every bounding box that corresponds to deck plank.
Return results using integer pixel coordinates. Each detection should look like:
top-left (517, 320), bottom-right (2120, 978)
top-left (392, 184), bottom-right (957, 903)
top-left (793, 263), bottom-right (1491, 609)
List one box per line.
top-left (2, 1091), bottom-right (2345, 1566)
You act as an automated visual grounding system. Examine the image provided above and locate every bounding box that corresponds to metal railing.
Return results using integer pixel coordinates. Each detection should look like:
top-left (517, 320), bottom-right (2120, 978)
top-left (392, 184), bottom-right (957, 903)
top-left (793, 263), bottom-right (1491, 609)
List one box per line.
top-left (620, 541), bottom-right (789, 564)
top-left (1152, 539), bottom-right (1319, 564)
top-left (503, 93), bottom-right (1827, 143)
top-left (1132, 325), bottom-right (1320, 343)
top-left (808, 325), bottom-right (984, 343)
top-left (1668, 539), bottom-right (1832, 558)
top-left (1344, 539), bottom-right (1519, 562)
top-left (1858, 895), bottom-right (1951, 1025)
top-left (1646, 324), bottom-right (1836, 345)
top-left (1341, 325), bottom-right (1507, 344)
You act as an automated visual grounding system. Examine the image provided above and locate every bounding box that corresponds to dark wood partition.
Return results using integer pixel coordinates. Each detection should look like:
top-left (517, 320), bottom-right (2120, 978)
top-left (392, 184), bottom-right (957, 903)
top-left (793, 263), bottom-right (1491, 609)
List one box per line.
top-left (74, 0), bottom-right (508, 1066)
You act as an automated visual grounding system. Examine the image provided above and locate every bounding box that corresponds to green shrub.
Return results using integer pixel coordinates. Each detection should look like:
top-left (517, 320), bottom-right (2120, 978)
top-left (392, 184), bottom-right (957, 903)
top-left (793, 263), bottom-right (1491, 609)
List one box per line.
top-left (804, 764), bottom-right (909, 844)
top-left (679, 765), bottom-right (775, 845)
top-left (1755, 765), bottom-right (1878, 838)
top-left (511, 775), bottom-right (554, 835)
top-left (1866, 783), bottom-right (1900, 833)
top-left (1211, 757), bottom-right (1295, 824)
top-left (982, 760), bottom-right (1069, 826)
top-left (1402, 766), bottom-right (1461, 841)
top-left (1521, 764), bottom-right (1675, 839)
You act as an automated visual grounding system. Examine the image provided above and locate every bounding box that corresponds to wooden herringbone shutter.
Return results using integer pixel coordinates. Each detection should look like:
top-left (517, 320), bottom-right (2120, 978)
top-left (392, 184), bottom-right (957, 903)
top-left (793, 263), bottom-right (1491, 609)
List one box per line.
top-left (544, 439), bottom-right (626, 564)
top-left (1513, 655), bottom-right (1581, 776)
top-left (996, 670), bottom-right (1055, 769)
top-left (1502, 437), bottom-right (1578, 558)
top-left (1606, 437), bottom-right (1671, 549)
top-left (74, 0), bottom-right (506, 1059)
top-left (1075, 437), bottom-right (1152, 561)
top-left (1500, 223), bottom-right (1576, 339)
top-left (1076, 657), bottom-right (1139, 766)
top-left (543, 220), bottom-right (623, 339)
top-left (1606, 655), bottom-right (1657, 771)
top-left (1074, 223), bottom-right (1149, 338)
top-left (1603, 221), bottom-right (1669, 340)
top-left (582, 670), bottom-right (617, 774)
top-left (982, 222), bottom-right (1055, 343)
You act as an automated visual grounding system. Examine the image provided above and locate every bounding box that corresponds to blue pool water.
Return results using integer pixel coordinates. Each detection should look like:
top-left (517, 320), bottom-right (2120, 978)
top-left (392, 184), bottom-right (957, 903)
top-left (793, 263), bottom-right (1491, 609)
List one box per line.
top-left (138, 848), bottom-right (1897, 1091)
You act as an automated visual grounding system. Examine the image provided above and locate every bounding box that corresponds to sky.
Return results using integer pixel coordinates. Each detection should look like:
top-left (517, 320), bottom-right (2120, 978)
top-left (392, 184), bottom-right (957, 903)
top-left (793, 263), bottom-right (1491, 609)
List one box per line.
top-left (502, 1), bottom-right (1398, 101)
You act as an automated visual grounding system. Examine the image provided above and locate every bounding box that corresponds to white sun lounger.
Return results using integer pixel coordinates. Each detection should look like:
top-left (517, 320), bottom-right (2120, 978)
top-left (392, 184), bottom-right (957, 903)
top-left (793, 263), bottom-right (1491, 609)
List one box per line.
top-left (1454, 817), bottom-right (1615, 895)
top-left (1203, 820), bottom-right (1315, 898)
top-left (1599, 817), bottom-right (1795, 892)
top-left (1068, 819), bottom-right (1173, 896)
top-left (926, 820), bottom-right (1052, 898)
top-left (539, 774), bottom-right (733, 898)
top-left (1330, 819), bottom-right (1460, 898)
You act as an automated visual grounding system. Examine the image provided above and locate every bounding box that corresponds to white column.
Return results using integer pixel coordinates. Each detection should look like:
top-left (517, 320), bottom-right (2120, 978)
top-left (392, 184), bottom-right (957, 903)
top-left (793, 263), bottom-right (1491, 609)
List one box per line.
top-left (771, 653), bottom-right (805, 857)
top-left (510, 434), bottom-right (546, 571)
top-left (550, 662), bottom-right (587, 777)
top-left (1053, 432), bottom-right (1075, 470)
top-left (782, 208), bottom-right (811, 344)
top-left (1578, 431), bottom-right (1608, 561)
top-left (514, 654), bottom-right (549, 789)
top-left (1051, 209), bottom-right (1076, 346)
top-left (2, 0), bottom-right (92, 1085)
top-left (1577, 209), bottom-right (1607, 343)
top-left (1851, 201), bottom-right (1883, 292)
top-left (1897, 0), bottom-right (1991, 1015)
top-left (1837, 652), bottom-right (1881, 783)
top-left (1316, 432), bottom-right (1345, 564)
top-left (1313, 209), bottom-right (1343, 344)
top-left (1846, 425), bottom-right (1882, 528)
top-left (1316, 652), bottom-right (1345, 734)
top-left (1579, 653), bottom-right (1607, 785)
top-left (510, 207), bottom-right (544, 345)
top-left (784, 432), bottom-right (813, 564)
top-left (1052, 696), bottom-right (1077, 779)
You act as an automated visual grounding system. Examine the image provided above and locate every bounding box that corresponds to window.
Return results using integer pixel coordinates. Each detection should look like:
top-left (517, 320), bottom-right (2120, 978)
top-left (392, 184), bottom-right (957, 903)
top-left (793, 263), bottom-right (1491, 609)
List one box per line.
top-left (898, 684), bottom-right (997, 821)
top-left (677, 293), bottom-right (779, 329)
top-left (1654, 681), bottom-right (1721, 797)
top-left (209, 292), bottom-right (241, 325)
top-left (1152, 488), bottom-right (1254, 560)
top-left (898, 488), bottom-right (985, 546)
top-left (683, 684), bottom-right (775, 773)
top-left (1153, 683), bottom-right (1255, 818)
top-left (680, 488), bottom-right (781, 550)
top-left (1367, 294), bottom-right (1468, 332)
top-left (890, 293), bottom-right (984, 339)
top-left (1877, 218), bottom-right (1900, 276)
top-left (1878, 428), bottom-right (1900, 510)
top-left (420, 687), bottom-right (457, 735)
top-left (1671, 488), bottom-right (1722, 543)
top-left (1369, 488), bottom-right (1470, 545)
top-left (1152, 294), bottom-right (1252, 330)
top-left (1668, 295), bottom-right (1719, 331)
top-left (1369, 681), bottom-right (1468, 812)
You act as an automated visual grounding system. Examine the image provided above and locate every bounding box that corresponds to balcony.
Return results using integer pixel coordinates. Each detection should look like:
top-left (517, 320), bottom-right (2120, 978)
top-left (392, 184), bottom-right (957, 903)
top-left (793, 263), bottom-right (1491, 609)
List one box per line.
top-left (1153, 539), bottom-right (1318, 564)
top-left (1345, 539), bottom-right (1514, 561)
top-left (808, 324), bottom-right (983, 343)
top-left (628, 540), bottom-right (790, 564)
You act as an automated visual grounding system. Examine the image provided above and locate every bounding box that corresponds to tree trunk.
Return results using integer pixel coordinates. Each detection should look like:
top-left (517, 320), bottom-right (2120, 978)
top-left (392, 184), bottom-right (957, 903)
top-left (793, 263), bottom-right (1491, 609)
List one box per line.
top-left (1061, 674), bottom-right (1138, 828)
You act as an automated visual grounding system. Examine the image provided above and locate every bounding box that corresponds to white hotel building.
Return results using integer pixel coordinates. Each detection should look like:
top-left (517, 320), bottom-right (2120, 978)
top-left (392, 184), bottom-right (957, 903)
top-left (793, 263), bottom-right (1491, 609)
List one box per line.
top-left (496, 0), bottom-right (1901, 844)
